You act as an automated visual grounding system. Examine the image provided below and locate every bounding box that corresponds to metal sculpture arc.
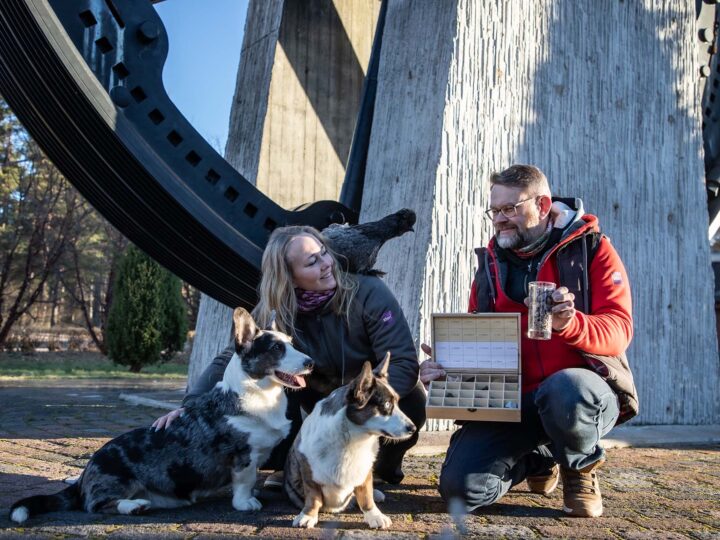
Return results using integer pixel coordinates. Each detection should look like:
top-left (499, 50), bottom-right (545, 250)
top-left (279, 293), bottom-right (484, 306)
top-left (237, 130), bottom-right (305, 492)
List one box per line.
top-left (0, 0), bottom-right (358, 309)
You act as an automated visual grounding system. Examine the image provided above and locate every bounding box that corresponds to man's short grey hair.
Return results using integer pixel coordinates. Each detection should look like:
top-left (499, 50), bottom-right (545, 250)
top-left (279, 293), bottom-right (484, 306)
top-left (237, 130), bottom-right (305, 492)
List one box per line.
top-left (490, 165), bottom-right (551, 195)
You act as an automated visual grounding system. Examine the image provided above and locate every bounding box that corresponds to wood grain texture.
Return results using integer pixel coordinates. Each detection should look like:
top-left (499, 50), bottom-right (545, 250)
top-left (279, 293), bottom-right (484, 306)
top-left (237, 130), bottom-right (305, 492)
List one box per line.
top-left (362, 0), bottom-right (719, 425)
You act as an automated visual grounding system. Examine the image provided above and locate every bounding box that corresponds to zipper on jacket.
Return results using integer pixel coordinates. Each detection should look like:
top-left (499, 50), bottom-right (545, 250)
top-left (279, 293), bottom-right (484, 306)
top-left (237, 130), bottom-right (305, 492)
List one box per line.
top-left (489, 245), bottom-right (549, 384)
top-left (316, 313), bottom-right (344, 384)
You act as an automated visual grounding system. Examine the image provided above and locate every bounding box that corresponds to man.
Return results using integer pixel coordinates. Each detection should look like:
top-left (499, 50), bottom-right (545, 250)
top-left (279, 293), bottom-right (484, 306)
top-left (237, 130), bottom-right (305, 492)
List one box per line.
top-left (421, 164), bottom-right (637, 517)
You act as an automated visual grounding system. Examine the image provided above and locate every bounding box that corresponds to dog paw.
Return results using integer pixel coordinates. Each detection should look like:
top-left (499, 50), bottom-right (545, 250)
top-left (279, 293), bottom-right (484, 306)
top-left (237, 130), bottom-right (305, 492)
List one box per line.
top-left (292, 511), bottom-right (318, 528)
top-left (117, 499), bottom-right (151, 515)
top-left (232, 496), bottom-right (262, 511)
top-left (363, 506), bottom-right (392, 529)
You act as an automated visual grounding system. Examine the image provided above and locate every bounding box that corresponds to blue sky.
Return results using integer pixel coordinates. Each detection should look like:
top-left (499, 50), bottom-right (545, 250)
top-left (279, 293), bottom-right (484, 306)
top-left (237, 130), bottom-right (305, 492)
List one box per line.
top-left (155, 0), bottom-right (249, 153)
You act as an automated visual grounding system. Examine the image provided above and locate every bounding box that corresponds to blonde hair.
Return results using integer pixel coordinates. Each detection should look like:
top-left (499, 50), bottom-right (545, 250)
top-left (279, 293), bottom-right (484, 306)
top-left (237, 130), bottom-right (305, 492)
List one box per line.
top-left (252, 225), bottom-right (358, 336)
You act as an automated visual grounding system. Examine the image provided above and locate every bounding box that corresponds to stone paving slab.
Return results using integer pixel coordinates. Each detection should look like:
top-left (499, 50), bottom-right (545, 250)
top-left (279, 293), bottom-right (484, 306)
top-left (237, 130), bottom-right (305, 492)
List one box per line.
top-left (116, 389), bottom-right (720, 455)
top-left (0, 378), bottom-right (719, 539)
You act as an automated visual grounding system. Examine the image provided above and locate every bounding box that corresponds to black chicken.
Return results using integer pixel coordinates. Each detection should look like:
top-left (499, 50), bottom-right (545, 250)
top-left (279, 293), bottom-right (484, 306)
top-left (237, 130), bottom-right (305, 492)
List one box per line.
top-left (322, 208), bottom-right (416, 276)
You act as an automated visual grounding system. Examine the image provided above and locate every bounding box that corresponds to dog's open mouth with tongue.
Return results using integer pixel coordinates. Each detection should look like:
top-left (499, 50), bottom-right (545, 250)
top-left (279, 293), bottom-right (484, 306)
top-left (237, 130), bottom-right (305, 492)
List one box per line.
top-left (274, 370), bottom-right (308, 389)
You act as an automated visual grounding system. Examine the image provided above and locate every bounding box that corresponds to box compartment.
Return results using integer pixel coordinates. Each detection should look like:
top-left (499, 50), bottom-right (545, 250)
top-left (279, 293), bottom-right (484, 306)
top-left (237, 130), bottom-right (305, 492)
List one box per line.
top-left (425, 313), bottom-right (522, 422)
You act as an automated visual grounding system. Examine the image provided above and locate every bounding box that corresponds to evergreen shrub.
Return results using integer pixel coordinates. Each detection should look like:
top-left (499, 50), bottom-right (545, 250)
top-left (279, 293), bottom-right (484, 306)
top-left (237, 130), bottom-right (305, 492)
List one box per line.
top-left (106, 245), bottom-right (187, 372)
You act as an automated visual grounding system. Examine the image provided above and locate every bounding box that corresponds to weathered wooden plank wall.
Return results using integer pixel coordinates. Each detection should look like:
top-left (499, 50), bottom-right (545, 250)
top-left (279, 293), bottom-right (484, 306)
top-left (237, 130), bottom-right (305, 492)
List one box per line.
top-left (362, 0), bottom-right (719, 425)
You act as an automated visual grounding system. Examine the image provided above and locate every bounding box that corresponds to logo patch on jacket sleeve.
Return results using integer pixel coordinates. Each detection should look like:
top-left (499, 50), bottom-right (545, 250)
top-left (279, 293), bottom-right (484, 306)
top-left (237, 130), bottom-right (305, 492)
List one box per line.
top-left (612, 271), bottom-right (623, 285)
top-left (381, 310), bottom-right (395, 327)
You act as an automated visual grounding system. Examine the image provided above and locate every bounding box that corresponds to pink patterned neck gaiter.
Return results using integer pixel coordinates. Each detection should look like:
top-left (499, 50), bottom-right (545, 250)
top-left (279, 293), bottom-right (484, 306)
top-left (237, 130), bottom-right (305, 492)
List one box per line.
top-left (295, 288), bottom-right (337, 313)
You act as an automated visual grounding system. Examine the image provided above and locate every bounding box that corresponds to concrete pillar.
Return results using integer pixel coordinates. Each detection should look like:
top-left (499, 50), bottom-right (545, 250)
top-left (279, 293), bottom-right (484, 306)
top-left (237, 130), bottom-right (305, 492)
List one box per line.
top-left (190, 0), bottom-right (379, 389)
top-left (361, 0), bottom-right (719, 425)
top-left (226, 0), bottom-right (379, 207)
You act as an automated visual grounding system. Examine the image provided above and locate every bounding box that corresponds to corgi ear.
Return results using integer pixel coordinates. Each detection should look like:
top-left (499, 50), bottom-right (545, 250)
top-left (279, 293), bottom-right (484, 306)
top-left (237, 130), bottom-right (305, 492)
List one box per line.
top-left (350, 361), bottom-right (374, 408)
top-left (373, 351), bottom-right (391, 378)
top-left (233, 308), bottom-right (258, 354)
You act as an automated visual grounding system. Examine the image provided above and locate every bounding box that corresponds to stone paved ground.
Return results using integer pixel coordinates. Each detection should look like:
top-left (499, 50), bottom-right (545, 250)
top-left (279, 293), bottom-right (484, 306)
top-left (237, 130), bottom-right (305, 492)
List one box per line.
top-left (0, 378), bottom-right (718, 539)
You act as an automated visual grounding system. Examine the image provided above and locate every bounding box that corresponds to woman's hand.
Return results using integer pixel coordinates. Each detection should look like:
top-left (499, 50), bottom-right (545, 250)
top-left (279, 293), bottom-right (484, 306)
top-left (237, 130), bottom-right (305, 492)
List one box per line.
top-left (152, 407), bottom-right (185, 431)
top-left (419, 343), bottom-right (446, 386)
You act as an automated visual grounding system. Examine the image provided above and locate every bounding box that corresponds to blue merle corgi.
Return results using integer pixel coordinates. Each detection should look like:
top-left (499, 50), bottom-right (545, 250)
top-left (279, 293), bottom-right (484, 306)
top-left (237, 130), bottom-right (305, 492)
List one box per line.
top-left (10, 307), bottom-right (313, 524)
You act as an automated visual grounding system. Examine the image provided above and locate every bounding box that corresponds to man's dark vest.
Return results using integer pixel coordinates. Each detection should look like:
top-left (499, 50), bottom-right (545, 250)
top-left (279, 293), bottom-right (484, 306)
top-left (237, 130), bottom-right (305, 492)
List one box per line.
top-left (473, 232), bottom-right (639, 425)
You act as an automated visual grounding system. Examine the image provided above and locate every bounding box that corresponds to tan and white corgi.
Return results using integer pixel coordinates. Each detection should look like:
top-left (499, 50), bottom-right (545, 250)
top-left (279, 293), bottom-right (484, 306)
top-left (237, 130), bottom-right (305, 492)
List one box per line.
top-left (284, 352), bottom-right (416, 529)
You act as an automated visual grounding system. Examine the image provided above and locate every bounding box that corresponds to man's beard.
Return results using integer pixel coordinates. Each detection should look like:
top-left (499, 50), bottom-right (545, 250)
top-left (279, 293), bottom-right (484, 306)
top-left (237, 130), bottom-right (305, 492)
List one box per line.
top-left (496, 228), bottom-right (531, 249)
top-left (495, 221), bottom-right (544, 250)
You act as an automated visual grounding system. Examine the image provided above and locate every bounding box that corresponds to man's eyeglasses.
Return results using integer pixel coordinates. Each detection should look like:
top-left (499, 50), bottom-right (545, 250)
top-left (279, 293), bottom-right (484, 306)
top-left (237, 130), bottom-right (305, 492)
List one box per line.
top-left (484, 197), bottom-right (537, 219)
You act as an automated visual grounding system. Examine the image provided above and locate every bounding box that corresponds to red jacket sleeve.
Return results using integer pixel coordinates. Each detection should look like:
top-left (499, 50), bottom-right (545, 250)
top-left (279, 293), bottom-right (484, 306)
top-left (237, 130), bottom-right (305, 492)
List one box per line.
top-left (556, 237), bottom-right (633, 356)
top-left (468, 279), bottom-right (478, 313)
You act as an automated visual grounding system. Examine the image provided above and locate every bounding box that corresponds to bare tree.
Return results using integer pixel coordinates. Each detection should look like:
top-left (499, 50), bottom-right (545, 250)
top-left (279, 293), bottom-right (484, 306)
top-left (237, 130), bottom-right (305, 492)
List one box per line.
top-left (0, 99), bottom-right (90, 346)
top-left (180, 282), bottom-right (200, 332)
top-left (60, 217), bottom-right (128, 354)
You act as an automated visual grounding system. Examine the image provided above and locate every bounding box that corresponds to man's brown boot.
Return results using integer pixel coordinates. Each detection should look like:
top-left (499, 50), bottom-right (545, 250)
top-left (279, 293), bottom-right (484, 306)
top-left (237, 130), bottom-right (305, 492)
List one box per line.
top-left (262, 470), bottom-right (284, 491)
top-left (526, 464), bottom-right (559, 495)
top-left (559, 458), bottom-right (605, 517)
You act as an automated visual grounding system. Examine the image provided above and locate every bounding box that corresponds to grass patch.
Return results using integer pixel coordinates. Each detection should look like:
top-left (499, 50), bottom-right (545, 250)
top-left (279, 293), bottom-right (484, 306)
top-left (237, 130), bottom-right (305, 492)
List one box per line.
top-left (0, 351), bottom-right (187, 379)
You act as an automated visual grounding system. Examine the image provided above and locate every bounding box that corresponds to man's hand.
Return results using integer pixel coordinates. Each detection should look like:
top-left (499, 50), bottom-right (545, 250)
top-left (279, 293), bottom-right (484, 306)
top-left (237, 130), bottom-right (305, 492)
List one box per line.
top-left (549, 286), bottom-right (575, 332)
top-left (419, 343), bottom-right (445, 386)
top-left (152, 407), bottom-right (185, 431)
top-left (523, 286), bottom-right (576, 332)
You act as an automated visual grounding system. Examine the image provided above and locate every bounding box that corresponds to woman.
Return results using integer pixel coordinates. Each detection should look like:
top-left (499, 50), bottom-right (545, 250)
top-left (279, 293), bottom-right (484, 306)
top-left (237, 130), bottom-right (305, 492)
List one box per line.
top-left (154, 225), bottom-right (426, 484)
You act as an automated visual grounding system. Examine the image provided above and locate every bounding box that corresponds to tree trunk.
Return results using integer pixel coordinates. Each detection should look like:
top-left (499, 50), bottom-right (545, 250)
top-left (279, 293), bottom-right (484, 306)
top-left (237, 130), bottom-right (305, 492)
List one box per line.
top-left (92, 276), bottom-right (102, 327)
top-left (361, 0), bottom-right (719, 425)
top-left (49, 275), bottom-right (59, 327)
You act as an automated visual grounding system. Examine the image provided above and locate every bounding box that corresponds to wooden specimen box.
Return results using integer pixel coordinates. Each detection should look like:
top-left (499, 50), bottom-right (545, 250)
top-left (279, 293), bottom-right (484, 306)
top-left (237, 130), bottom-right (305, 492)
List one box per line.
top-left (426, 313), bottom-right (521, 422)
